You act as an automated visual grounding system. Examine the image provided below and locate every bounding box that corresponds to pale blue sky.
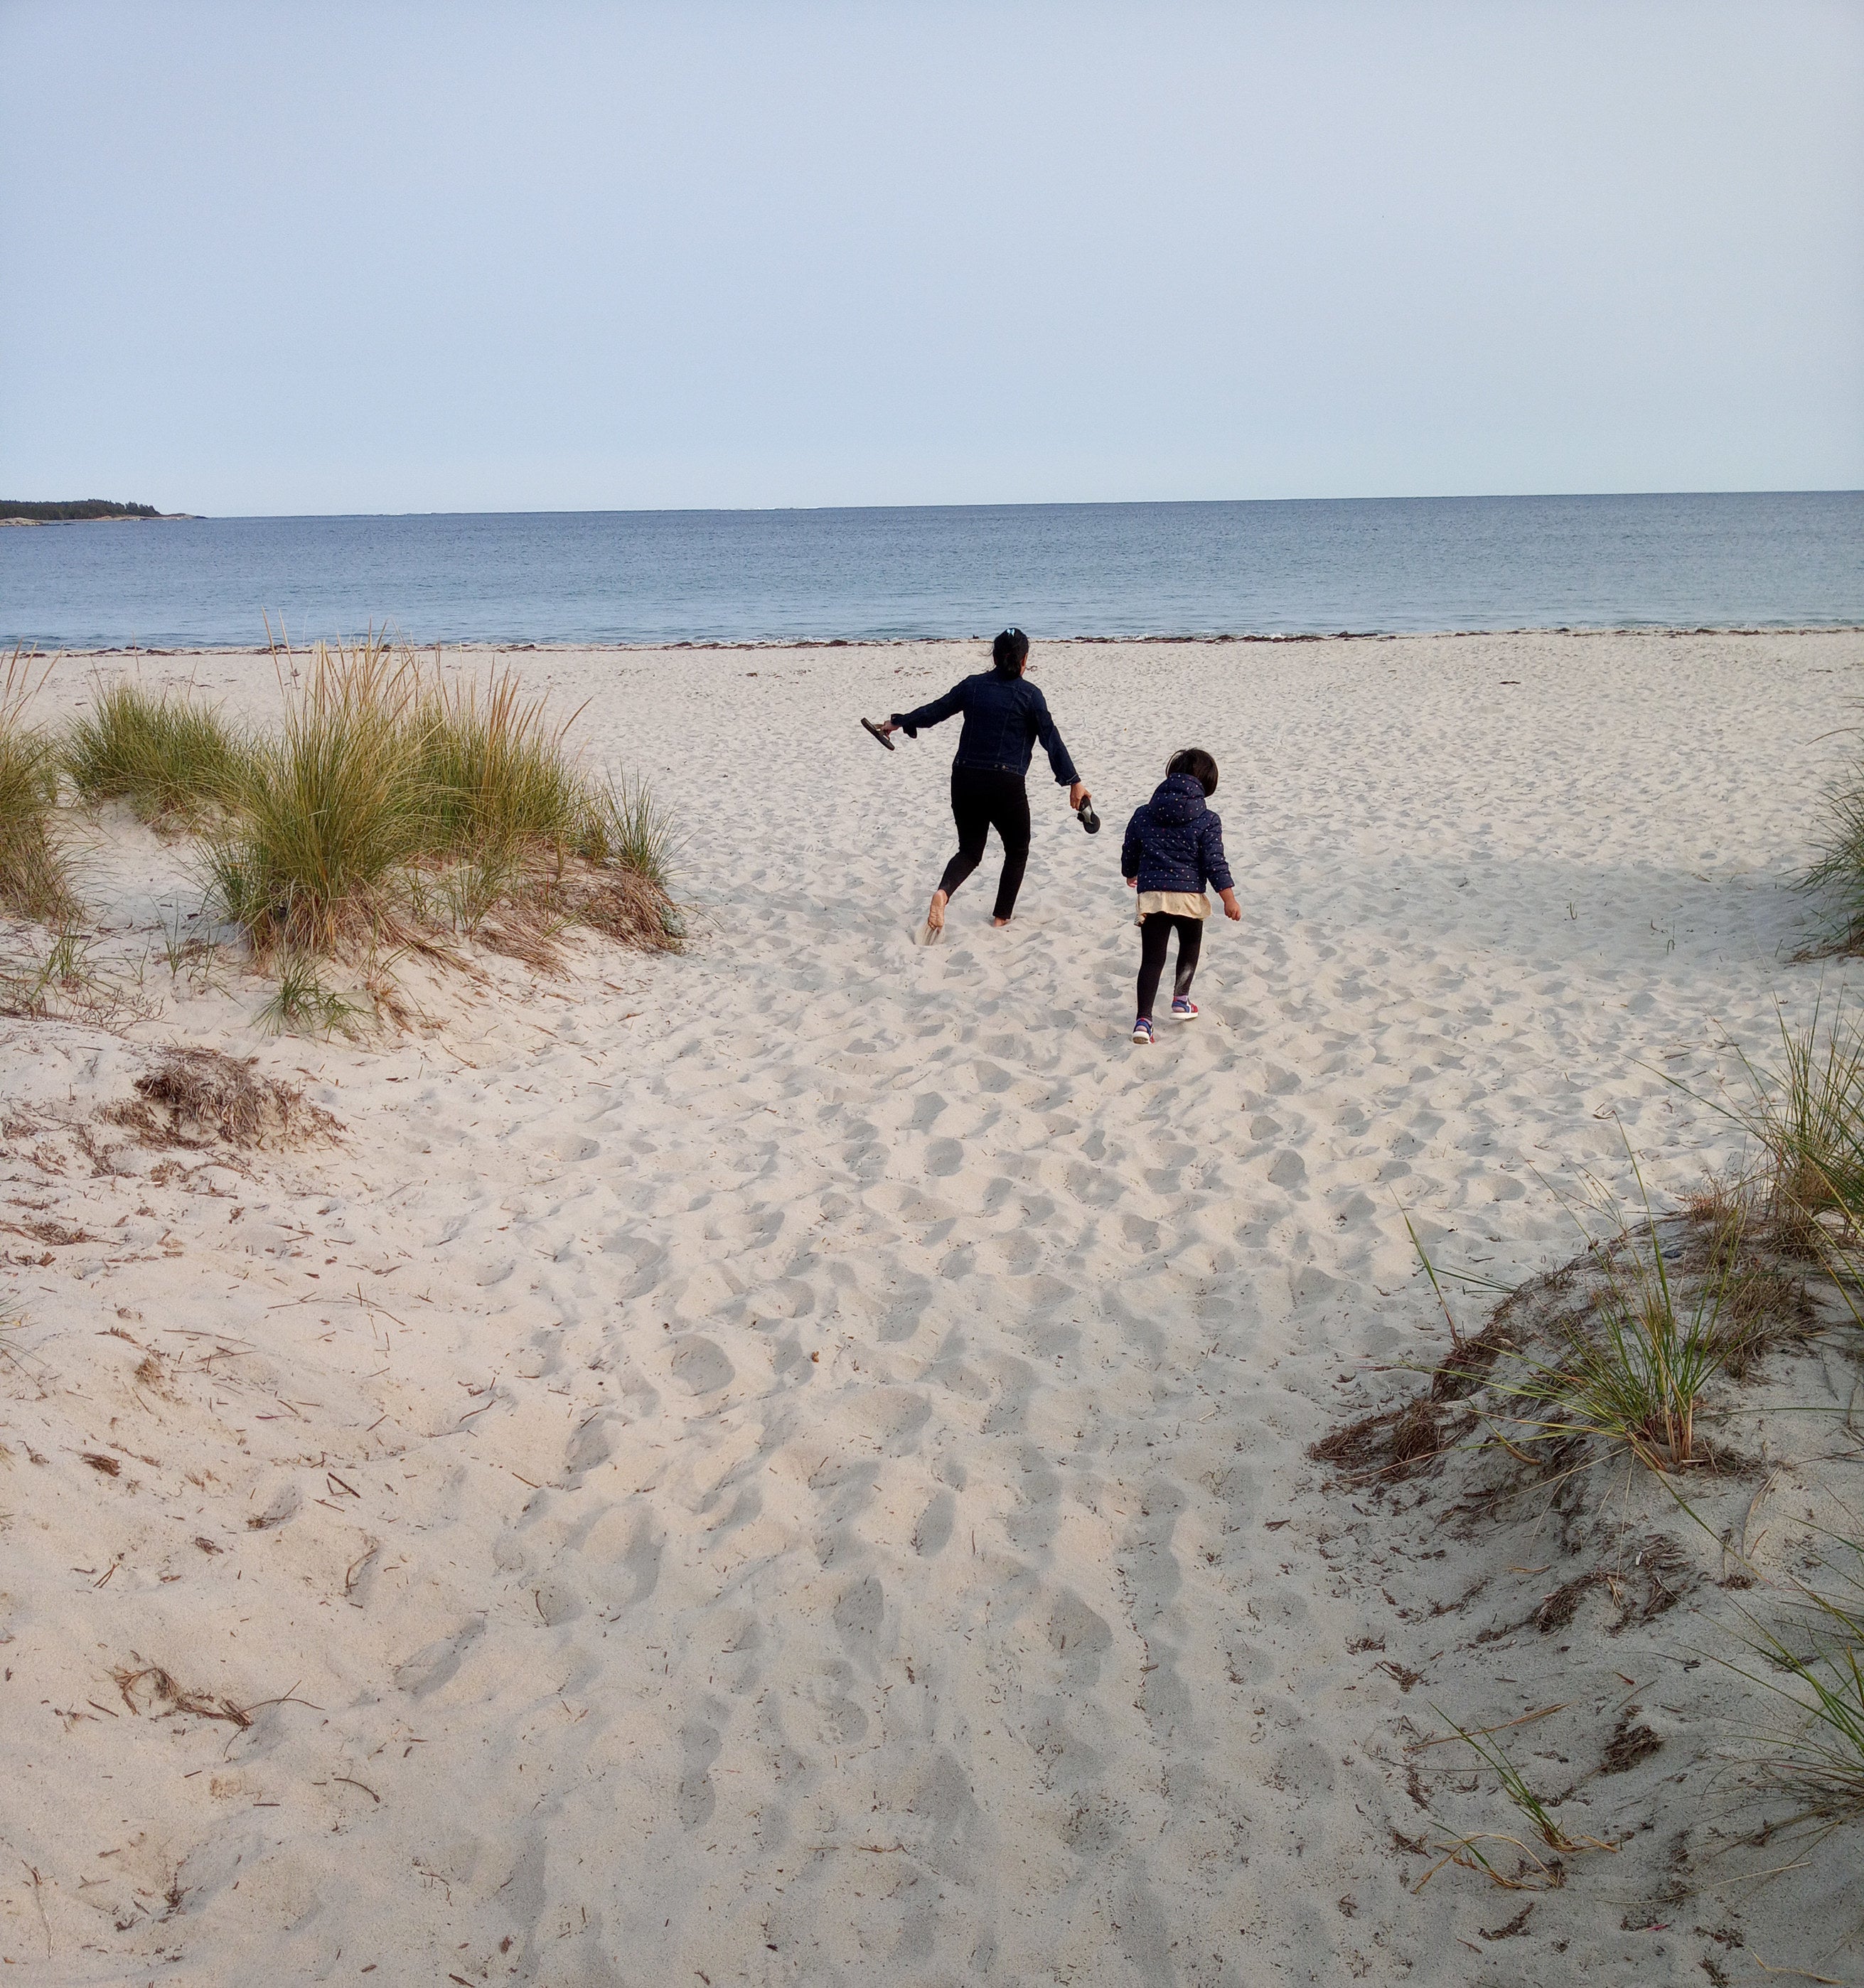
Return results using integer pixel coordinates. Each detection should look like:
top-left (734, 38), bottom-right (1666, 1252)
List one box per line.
top-left (2, 0), bottom-right (1859, 515)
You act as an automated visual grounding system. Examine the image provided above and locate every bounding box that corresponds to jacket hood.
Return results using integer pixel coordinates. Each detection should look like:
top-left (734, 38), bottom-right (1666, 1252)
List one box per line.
top-left (1147, 771), bottom-right (1209, 825)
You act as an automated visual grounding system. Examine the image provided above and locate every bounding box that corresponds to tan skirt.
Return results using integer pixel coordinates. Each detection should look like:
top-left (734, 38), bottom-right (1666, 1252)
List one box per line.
top-left (1134, 890), bottom-right (1210, 926)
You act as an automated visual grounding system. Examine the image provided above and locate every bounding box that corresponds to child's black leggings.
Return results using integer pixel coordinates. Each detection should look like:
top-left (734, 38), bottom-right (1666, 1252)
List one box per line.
top-left (1136, 912), bottom-right (1204, 1020)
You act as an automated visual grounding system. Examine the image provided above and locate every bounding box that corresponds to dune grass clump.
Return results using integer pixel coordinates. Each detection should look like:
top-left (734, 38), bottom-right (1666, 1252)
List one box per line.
top-left (1416, 1706), bottom-right (1619, 1891)
top-left (205, 638), bottom-right (427, 958)
top-left (1364, 1025), bottom-right (1850, 1500)
top-left (409, 669), bottom-right (589, 860)
top-left (1417, 1010), bottom-right (1864, 1480)
top-left (1693, 1014), bottom-right (1864, 1845)
top-left (1802, 757), bottom-right (1864, 956)
top-left (1420, 1148), bottom-right (1755, 1475)
top-left (1484, 1227), bottom-right (1728, 1472)
top-left (0, 648), bottom-right (77, 924)
top-left (575, 773), bottom-right (673, 889)
top-left (204, 634), bottom-right (679, 969)
top-left (1718, 995), bottom-right (1864, 1246)
top-left (63, 678), bottom-right (255, 828)
top-left (254, 955), bottom-right (365, 1039)
top-left (409, 673), bottom-right (677, 894)
top-left (1716, 1518), bottom-right (1864, 1850)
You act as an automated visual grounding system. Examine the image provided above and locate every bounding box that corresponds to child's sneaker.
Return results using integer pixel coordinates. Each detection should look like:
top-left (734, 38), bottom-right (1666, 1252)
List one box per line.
top-left (1132, 1016), bottom-right (1155, 1045)
top-left (1170, 998), bottom-right (1199, 1022)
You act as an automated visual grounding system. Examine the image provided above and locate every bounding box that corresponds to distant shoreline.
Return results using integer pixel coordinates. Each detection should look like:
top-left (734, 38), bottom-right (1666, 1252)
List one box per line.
top-left (20, 624), bottom-right (1864, 661)
top-left (1, 501), bottom-right (198, 525)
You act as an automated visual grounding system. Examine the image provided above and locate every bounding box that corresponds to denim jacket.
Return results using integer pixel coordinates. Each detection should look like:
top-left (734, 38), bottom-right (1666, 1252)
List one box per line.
top-left (891, 670), bottom-right (1079, 785)
top-left (1120, 773), bottom-right (1234, 894)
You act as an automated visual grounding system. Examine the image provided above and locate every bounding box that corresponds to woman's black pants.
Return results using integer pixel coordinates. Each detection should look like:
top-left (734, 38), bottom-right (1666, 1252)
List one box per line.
top-left (1135, 912), bottom-right (1204, 1020)
top-left (938, 766), bottom-right (1032, 921)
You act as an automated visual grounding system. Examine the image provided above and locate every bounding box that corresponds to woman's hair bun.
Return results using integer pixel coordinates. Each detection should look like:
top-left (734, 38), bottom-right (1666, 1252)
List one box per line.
top-left (992, 628), bottom-right (1029, 676)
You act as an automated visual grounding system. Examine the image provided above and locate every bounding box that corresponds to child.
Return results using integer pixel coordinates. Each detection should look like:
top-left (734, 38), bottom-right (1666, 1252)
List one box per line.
top-left (1120, 748), bottom-right (1241, 1044)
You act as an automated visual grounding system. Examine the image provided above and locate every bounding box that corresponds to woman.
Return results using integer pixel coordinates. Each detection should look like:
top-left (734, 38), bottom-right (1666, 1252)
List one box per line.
top-left (877, 629), bottom-right (1091, 936)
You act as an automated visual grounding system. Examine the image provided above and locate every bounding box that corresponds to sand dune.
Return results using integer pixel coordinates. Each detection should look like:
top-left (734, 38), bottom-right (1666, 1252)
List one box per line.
top-left (2, 629), bottom-right (1860, 1983)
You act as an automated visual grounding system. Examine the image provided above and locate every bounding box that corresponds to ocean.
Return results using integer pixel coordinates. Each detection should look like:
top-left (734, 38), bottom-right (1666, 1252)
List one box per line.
top-left (1, 491), bottom-right (1858, 651)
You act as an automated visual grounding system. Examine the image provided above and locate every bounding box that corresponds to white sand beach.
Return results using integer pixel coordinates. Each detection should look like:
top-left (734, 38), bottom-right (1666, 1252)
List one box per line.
top-left (4, 628), bottom-right (1862, 1984)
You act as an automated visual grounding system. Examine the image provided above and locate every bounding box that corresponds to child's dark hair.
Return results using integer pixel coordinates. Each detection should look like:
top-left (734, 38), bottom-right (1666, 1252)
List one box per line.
top-left (1168, 747), bottom-right (1218, 796)
top-left (992, 627), bottom-right (1029, 677)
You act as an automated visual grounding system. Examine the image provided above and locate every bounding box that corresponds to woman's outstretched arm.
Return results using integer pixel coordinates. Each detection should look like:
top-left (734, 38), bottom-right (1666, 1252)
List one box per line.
top-left (883, 679), bottom-right (969, 738)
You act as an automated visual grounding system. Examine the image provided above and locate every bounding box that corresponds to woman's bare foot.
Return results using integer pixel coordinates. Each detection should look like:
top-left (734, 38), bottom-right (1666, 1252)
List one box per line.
top-left (926, 889), bottom-right (948, 933)
top-left (992, 916), bottom-right (1011, 926)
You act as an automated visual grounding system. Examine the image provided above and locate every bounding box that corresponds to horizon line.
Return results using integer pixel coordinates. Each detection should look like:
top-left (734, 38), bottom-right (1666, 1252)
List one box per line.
top-left (21, 486), bottom-right (1859, 523)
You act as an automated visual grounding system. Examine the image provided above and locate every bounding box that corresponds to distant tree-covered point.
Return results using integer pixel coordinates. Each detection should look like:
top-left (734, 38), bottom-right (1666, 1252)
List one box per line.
top-left (1, 499), bottom-right (164, 522)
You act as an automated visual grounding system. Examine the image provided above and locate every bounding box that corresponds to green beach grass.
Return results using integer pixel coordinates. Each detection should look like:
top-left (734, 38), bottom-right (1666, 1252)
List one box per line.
top-left (0, 648), bottom-right (77, 924)
top-left (63, 678), bottom-right (257, 828)
top-left (202, 634), bottom-right (679, 971)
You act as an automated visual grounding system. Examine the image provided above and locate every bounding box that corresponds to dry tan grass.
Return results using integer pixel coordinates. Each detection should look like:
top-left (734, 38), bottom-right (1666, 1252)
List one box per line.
top-left (105, 1048), bottom-right (340, 1149)
top-left (109, 1663), bottom-right (251, 1728)
top-left (1672, 1182), bottom-right (1821, 1377)
top-left (1310, 1397), bottom-right (1450, 1482)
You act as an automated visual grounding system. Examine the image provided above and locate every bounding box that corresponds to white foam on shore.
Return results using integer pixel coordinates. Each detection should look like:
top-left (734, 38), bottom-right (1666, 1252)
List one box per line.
top-left (1, 629), bottom-right (1858, 1982)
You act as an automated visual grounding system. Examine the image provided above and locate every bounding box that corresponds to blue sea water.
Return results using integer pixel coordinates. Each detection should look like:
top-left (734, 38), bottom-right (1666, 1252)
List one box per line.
top-left (1, 491), bottom-right (1858, 651)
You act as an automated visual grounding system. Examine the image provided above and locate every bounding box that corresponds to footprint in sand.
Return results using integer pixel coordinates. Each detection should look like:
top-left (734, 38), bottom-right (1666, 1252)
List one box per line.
top-left (531, 1576), bottom-right (582, 1626)
top-left (1044, 1589), bottom-right (1114, 1681)
top-left (392, 1617), bottom-right (486, 1699)
top-left (832, 1573), bottom-right (885, 1642)
top-left (245, 1478), bottom-right (301, 1531)
top-left (807, 1657), bottom-right (870, 1742)
top-left (912, 1489), bottom-right (955, 1557)
top-left (675, 1719), bottom-right (722, 1827)
top-left (1268, 1148), bottom-right (1306, 1188)
top-left (849, 1385), bottom-right (931, 1453)
top-left (891, 1746), bottom-right (987, 1879)
top-left (571, 1505), bottom-right (664, 1615)
top-left (669, 1336), bottom-right (734, 1394)
top-left (564, 1414), bottom-right (614, 1476)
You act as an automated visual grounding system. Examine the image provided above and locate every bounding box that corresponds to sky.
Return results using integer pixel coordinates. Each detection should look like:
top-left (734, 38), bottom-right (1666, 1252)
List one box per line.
top-left (1, 0), bottom-right (1860, 515)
